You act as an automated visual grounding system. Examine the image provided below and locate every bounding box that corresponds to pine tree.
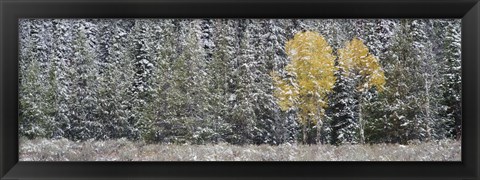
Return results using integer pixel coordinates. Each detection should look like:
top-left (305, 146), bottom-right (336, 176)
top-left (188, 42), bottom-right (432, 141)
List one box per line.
top-left (371, 20), bottom-right (427, 144)
top-left (128, 20), bottom-right (157, 141)
top-left (200, 19), bottom-right (215, 63)
top-left (182, 19), bottom-right (211, 144)
top-left (409, 19), bottom-right (441, 141)
top-left (329, 67), bottom-right (358, 145)
top-left (47, 19), bottom-right (73, 139)
top-left (62, 20), bottom-right (102, 140)
top-left (142, 19), bottom-right (178, 142)
top-left (208, 19), bottom-right (238, 143)
top-left (225, 19), bottom-right (258, 144)
top-left (261, 19), bottom-right (293, 144)
top-left (361, 19), bottom-right (398, 143)
top-left (438, 19), bottom-right (462, 139)
top-left (96, 19), bottom-right (138, 139)
top-left (19, 36), bottom-right (47, 138)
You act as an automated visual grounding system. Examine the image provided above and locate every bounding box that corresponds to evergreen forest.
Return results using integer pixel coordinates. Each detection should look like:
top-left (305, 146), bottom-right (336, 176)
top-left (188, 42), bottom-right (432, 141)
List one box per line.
top-left (19, 19), bottom-right (461, 146)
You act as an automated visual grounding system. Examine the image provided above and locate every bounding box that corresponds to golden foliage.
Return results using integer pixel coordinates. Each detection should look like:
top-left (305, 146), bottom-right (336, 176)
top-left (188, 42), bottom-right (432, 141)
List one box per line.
top-left (272, 31), bottom-right (337, 125)
top-left (338, 37), bottom-right (386, 92)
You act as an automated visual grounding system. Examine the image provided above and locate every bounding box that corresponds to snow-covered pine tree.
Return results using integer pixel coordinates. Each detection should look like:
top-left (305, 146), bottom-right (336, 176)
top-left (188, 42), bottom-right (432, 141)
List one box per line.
top-left (62, 20), bottom-right (102, 140)
top-left (362, 19), bottom-right (398, 143)
top-left (318, 20), bottom-right (351, 144)
top-left (372, 19), bottom-right (426, 144)
top-left (331, 20), bottom-right (363, 144)
top-left (317, 19), bottom-right (349, 53)
top-left (370, 19), bottom-right (443, 143)
top-left (409, 19), bottom-right (443, 141)
top-left (208, 19), bottom-right (238, 143)
top-left (182, 19), bottom-right (211, 144)
top-left (350, 19), bottom-right (397, 66)
top-left (131, 20), bottom-right (155, 99)
top-left (127, 20), bottom-right (157, 141)
top-left (95, 19), bottom-right (115, 139)
top-left (47, 19), bottom-right (75, 139)
top-left (262, 19), bottom-right (294, 144)
top-left (142, 19), bottom-right (177, 142)
top-left (200, 19), bottom-right (215, 63)
top-left (149, 20), bottom-right (210, 144)
top-left (329, 67), bottom-right (358, 145)
top-left (96, 19), bottom-right (138, 139)
top-left (19, 19), bottom-right (52, 138)
top-left (438, 19), bottom-right (462, 140)
top-left (242, 19), bottom-right (281, 145)
top-left (225, 19), bottom-right (258, 145)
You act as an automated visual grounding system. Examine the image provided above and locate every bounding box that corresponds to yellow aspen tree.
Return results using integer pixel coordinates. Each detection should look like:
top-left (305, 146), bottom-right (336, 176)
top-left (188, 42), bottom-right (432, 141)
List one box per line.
top-left (338, 37), bottom-right (386, 143)
top-left (271, 31), bottom-right (337, 144)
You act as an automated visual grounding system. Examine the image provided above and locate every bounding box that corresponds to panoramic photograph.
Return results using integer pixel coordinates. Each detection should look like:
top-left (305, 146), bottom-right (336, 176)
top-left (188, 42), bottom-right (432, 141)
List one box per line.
top-left (18, 19), bottom-right (461, 161)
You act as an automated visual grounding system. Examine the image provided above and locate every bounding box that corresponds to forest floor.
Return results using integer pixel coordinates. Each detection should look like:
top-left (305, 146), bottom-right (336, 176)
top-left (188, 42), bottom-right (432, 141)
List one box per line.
top-left (19, 138), bottom-right (461, 161)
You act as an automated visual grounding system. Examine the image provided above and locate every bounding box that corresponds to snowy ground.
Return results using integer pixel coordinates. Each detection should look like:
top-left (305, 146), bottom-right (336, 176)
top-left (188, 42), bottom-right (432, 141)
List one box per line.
top-left (19, 138), bottom-right (461, 161)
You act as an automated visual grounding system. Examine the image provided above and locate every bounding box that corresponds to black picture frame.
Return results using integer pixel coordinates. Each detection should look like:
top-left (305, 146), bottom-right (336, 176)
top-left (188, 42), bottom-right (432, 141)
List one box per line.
top-left (1, 0), bottom-right (479, 179)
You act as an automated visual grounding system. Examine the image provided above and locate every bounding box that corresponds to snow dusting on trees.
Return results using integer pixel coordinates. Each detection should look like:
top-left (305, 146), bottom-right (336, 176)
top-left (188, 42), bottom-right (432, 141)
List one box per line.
top-left (19, 19), bottom-right (461, 161)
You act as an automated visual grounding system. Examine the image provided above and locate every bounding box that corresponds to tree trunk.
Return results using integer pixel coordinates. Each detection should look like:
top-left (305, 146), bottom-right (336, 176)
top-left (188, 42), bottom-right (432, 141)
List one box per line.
top-left (316, 107), bottom-right (323, 144)
top-left (358, 93), bottom-right (365, 144)
top-left (317, 117), bottom-right (323, 144)
top-left (424, 79), bottom-right (432, 140)
top-left (302, 124), bottom-right (307, 144)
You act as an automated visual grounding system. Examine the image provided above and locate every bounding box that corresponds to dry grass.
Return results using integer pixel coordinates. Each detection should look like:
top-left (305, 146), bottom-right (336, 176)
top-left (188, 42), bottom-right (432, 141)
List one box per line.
top-left (19, 138), bottom-right (461, 161)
